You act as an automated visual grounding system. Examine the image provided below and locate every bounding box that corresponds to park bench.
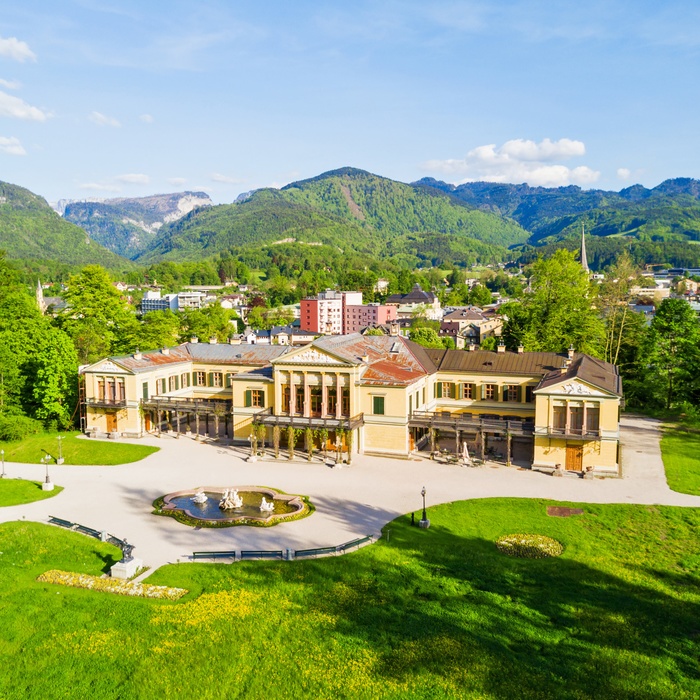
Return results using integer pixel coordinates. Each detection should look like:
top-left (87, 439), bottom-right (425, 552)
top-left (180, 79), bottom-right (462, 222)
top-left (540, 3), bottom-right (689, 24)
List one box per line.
top-left (336, 535), bottom-right (373, 553)
top-left (48, 516), bottom-right (75, 529)
top-left (294, 546), bottom-right (337, 559)
top-left (192, 551), bottom-right (236, 560)
top-left (75, 524), bottom-right (102, 539)
top-left (240, 550), bottom-right (284, 560)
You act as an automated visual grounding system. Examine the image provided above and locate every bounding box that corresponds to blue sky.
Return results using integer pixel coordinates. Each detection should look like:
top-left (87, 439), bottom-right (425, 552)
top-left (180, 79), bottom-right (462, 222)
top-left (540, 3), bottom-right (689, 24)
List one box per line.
top-left (1, 0), bottom-right (699, 204)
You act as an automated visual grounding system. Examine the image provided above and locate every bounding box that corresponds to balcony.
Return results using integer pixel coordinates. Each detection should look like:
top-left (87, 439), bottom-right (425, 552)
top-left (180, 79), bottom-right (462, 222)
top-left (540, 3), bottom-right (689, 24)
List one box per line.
top-left (84, 397), bottom-right (127, 409)
top-left (409, 410), bottom-right (534, 436)
top-left (252, 407), bottom-right (364, 431)
top-left (141, 396), bottom-right (232, 414)
top-left (539, 426), bottom-right (600, 439)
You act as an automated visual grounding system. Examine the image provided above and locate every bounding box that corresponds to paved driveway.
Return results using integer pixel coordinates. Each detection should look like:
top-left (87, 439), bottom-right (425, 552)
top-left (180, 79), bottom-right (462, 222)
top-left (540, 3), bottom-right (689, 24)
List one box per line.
top-left (1, 414), bottom-right (697, 571)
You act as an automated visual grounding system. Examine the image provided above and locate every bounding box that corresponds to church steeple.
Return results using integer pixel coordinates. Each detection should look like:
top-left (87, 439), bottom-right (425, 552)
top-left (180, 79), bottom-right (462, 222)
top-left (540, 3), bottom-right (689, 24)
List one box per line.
top-left (580, 223), bottom-right (590, 273)
top-left (36, 279), bottom-right (46, 314)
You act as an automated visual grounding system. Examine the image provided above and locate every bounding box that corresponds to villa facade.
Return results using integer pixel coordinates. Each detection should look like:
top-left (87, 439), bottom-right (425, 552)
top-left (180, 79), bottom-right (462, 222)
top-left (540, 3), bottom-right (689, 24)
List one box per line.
top-left (80, 334), bottom-right (622, 474)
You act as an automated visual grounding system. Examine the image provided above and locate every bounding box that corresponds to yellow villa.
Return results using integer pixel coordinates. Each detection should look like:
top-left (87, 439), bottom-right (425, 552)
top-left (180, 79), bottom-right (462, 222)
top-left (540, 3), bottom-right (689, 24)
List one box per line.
top-left (80, 334), bottom-right (622, 475)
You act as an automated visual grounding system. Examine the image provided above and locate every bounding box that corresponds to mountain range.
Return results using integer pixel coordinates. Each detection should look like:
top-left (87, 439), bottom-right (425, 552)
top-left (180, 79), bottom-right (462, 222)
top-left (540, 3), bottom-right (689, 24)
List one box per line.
top-left (61, 191), bottom-right (212, 259)
top-left (4, 168), bottom-right (700, 274)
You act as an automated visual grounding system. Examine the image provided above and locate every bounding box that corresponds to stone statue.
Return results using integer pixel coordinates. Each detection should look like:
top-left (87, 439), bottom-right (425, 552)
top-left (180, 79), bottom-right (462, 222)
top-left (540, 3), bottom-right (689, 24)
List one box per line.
top-left (259, 496), bottom-right (274, 513)
top-left (120, 539), bottom-right (135, 562)
top-left (191, 490), bottom-right (208, 504)
top-left (219, 488), bottom-right (243, 510)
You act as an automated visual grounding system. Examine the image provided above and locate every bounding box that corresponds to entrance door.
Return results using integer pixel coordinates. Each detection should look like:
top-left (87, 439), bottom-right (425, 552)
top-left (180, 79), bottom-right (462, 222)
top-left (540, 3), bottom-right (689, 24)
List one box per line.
top-left (144, 413), bottom-right (151, 432)
top-left (566, 444), bottom-right (583, 471)
top-left (106, 413), bottom-right (118, 433)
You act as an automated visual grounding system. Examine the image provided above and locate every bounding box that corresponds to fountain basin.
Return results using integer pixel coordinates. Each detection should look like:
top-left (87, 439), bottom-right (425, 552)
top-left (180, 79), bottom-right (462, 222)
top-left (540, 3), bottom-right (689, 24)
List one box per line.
top-left (156, 486), bottom-right (309, 527)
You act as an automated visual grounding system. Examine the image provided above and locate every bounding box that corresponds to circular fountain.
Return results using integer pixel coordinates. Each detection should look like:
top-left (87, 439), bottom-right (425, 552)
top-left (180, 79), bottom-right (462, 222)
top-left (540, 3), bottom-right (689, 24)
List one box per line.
top-left (156, 486), bottom-right (308, 527)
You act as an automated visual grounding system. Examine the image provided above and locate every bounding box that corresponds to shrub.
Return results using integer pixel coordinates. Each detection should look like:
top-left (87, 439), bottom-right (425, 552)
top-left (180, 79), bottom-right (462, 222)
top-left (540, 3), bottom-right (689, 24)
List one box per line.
top-left (496, 534), bottom-right (563, 559)
top-left (0, 414), bottom-right (44, 442)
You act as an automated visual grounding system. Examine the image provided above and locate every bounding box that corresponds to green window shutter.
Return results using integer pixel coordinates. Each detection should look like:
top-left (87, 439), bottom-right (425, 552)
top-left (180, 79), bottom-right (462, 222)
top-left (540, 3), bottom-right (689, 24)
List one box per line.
top-left (175, 376), bottom-right (180, 390)
top-left (517, 386), bottom-right (522, 403)
top-left (192, 371), bottom-right (198, 386)
top-left (451, 383), bottom-right (456, 399)
top-left (481, 384), bottom-right (486, 400)
top-left (503, 386), bottom-right (508, 402)
top-left (244, 390), bottom-right (252, 408)
top-left (409, 394), bottom-right (412, 415)
top-left (436, 382), bottom-right (442, 399)
top-left (142, 382), bottom-right (149, 400)
top-left (208, 372), bottom-right (214, 387)
top-left (259, 391), bottom-right (265, 409)
top-left (373, 396), bottom-right (385, 415)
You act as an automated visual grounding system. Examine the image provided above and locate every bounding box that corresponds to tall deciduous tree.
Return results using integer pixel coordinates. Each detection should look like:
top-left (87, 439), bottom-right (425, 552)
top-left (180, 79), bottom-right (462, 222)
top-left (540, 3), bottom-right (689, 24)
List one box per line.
top-left (648, 298), bottom-right (700, 409)
top-left (503, 250), bottom-right (605, 355)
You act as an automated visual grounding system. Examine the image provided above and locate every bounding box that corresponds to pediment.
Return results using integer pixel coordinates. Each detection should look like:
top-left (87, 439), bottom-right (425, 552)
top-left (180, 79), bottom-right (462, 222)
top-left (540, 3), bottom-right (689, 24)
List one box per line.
top-left (84, 359), bottom-right (131, 375)
top-left (273, 347), bottom-right (351, 367)
top-left (536, 378), bottom-right (609, 397)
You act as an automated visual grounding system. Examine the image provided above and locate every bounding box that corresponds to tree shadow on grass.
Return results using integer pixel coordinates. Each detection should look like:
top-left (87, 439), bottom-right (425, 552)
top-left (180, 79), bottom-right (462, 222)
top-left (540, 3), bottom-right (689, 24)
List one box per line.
top-left (289, 521), bottom-right (700, 700)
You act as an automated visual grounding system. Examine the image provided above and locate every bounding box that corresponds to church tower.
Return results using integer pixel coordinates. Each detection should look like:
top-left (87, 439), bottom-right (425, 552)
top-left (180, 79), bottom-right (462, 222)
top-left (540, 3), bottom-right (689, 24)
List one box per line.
top-left (36, 279), bottom-right (46, 314)
top-left (580, 223), bottom-right (590, 273)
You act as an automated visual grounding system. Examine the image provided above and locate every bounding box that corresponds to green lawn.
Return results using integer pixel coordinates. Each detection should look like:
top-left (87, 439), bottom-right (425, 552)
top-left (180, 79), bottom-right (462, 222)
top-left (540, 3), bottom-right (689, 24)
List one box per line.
top-left (2, 498), bottom-right (700, 699)
top-left (661, 429), bottom-right (700, 495)
top-left (0, 479), bottom-right (62, 506)
top-left (0, 431), bottom-right (159, 465)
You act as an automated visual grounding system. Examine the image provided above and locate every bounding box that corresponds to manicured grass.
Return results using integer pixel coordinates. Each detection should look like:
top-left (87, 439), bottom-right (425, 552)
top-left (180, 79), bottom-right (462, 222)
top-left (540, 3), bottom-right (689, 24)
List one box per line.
top-left (0, 431), bottom-right (159, 465)
top-left (0, 479), bottom-right (63, 506)
top-left (3, 498), bottom-right (700, 699)
top-left (661, 428), bottom-right (700, 495)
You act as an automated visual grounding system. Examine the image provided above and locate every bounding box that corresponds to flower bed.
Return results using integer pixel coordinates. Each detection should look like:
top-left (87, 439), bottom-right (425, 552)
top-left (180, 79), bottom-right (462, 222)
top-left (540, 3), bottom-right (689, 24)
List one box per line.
top-left (495, 534), bottom-right (563, 559)
top-left (37, 570), bottom-right (187, 600)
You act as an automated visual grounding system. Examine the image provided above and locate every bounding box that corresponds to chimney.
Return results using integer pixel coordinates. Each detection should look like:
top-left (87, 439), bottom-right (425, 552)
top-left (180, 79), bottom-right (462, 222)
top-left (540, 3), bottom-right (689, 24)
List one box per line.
top-left (497, 339), bottom-right (506, 354)
top-left (468, 344), bottom-right (476, 352)
top-left (568, 344), bottom-right (575, 360)
top-left (560, 365), bottom-right (568, 374)
top-left (517, 345), bottom-right (524, 354)
top-left (361, 354), bottom-right (369, 363)
top-left (209, 336), bottom-right (218, 344)
top-left (133, 348), bottom-right (142, 360)
top-left (161, 347), bottom-right (170, 356)
top-left (229, 336), bottom-right (241, 345)
top-left (390, 320), bottom-right (399, 336)
top-left (190, 336), bottom-right (199, 343)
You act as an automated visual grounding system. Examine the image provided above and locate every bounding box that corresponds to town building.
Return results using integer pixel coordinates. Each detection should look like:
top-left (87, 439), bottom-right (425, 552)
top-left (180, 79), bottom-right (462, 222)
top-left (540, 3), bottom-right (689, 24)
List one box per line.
top-left (343, 303), bottom-right (397, 334)
top-left (386, 284), bottom-right (442, 320)
top-left (300, 290), bottom-right (362, 334)
top-left (439, 307), bottom-right (503, 348)
top-left (81, 335), bottom-right (622, 474)
top-left (140, 291), bottom-right (179, 314)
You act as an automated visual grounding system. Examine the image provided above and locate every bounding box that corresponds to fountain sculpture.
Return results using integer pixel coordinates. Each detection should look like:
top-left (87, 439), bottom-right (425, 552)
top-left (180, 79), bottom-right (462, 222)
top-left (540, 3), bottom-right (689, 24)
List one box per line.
top-left (190, 490), bottom-right (208, 504)
top-left (259, 496), bottom-right (275, 513)
top-left (219, 488), bottom-right (243, 510)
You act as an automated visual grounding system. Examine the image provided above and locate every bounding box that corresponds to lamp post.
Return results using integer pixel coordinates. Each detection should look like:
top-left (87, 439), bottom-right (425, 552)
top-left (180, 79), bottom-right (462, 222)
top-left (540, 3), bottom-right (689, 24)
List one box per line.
top-left (41, 455), bottom-right (54, 491)
top-left (1, 449), bottom-right (4, 478)
top-left (419, 486), bottom-right (430, 529)
top-left (57, 435), bottom-right (64, 465)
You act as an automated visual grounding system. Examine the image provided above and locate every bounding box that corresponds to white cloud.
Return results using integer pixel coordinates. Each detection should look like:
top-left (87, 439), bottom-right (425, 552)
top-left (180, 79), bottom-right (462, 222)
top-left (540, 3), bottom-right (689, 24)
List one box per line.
top-left (88, 111), bottom-right (121, 127)
top-left (617, 167), bottom-right (631, 180)
top-left (0, 78), bottom-right (20, 90)
top-left (0, 90), bottom-right (49, 121)
top-left (167, 177), bottom-right (187, 186)
top-left (0, 36), bottom-right (36, 63)
top-left (210, 172), bottom-right (244, 184)
top-left (0, 136), bottom-right (26, 156)
top-left (139, 113), bottom-right (154, 123)
top-left (115, 173), bottom-right (150, 185)
top-left (423, 138), bottom-right (599, 187)
top-left (79, 182), bottom-right (122, 193)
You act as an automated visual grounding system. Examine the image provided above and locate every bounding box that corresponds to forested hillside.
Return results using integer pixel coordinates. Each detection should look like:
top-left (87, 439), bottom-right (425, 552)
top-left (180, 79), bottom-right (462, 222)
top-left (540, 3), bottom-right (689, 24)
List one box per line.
top-left (415, 176), bottom-right (700, 267)
top-left (0, 181), bottom-right (129, 268)
top-left (137, 168), bottom-right (529, 267)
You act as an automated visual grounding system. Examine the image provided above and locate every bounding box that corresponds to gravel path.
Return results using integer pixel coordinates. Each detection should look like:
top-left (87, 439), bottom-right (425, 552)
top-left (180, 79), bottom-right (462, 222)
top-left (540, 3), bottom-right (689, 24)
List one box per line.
top-left (1, 414), bottom-right (695, 572)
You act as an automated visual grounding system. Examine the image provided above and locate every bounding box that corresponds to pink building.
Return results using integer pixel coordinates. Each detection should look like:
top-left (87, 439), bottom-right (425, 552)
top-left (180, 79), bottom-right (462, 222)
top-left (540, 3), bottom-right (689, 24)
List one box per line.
top-left (343, 303), bottom-right (397, 334)
top-left (301, 290), bottom-right (363, 334)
